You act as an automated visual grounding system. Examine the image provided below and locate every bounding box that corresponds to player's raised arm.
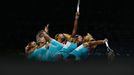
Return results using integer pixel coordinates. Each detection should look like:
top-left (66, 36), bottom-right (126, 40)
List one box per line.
top-left (42, 30), bottom-right (52, 41)
top-left (71, 12), bottom-right (80, 37)
top-left (44, 24), bottom-right (49, 34)
top-left (35, 23), bottom-right (49, 43)
top-left (71, 0), bottom-right (80, 37)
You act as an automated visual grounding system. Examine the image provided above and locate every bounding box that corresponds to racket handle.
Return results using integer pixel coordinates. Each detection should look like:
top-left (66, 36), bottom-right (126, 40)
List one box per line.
top-left (105, 41), bottom-right (109, 47)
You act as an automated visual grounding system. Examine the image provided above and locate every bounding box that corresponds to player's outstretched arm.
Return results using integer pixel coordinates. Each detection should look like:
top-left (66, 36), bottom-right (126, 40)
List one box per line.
top-left (90, 38), bottom-right (108, 46)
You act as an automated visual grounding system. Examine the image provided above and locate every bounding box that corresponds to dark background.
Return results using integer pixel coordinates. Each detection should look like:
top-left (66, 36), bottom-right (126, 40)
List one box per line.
top-left (0, 0), bottom-right (134, 75)
top-left (1, 0), bottom-right (134, 55)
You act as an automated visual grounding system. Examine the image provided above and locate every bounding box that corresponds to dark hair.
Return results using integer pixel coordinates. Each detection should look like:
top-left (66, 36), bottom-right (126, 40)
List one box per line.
top-left (73, 34), bottom-right (81, 38)
top-left (55, 34), bottom-right (59, 40)
top-left (55, 33), bottom-right (65, 42)
top-left (71, 34), bottom-right (82, 43)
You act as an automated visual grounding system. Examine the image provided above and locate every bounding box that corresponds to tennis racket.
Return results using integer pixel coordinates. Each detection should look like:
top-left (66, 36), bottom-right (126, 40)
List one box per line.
top-left (105, 41), bottom-right (115, 62)
top-left (77, 0), bottom-right (80, 12)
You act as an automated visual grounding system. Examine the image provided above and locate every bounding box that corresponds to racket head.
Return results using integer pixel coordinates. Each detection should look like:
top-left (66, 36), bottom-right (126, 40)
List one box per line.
top-left (105, 41), bottom-right (115, 62)
top-left (107, 47), bottom-right (115, 62)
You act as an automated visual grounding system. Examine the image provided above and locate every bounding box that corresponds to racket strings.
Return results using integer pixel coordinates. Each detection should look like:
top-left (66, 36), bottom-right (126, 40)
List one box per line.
top-left (105, 41), bottom-right (115, 61)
